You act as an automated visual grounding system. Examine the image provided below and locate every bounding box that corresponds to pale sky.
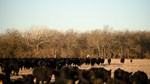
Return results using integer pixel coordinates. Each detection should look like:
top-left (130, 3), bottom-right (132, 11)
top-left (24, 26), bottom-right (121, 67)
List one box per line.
top-left (0, 0), bottom-right (150, 32)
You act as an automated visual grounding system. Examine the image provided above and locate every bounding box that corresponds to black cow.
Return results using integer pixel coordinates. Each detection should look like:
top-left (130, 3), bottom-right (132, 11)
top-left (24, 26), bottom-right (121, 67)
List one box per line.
top-left (114, 68), bottom-right (132, 84)
top-left (89, 67), bottom-right (111, 83)
top-left (78, 69), bottom-right (92, 84)
top-left (120, 57), bottom-right (125, 63)
top-left (46, 58), bottom-right (57, 69)
top-left (54, 66), bottom-right (79, 84)
top-left (107, 58), bottom-right (111, 65)
top-left (91, 58), bottom-right (97, 66)
top-left (78, 67), bottom-right (111, 84)
top-left (1, 60), bottom-right (13, 83)
top-left (23, 74), bottom-right (35, 84)
top-left (95, 58), bottom-right (101, 65)
top-left (10, 60), bottom-right (20, 76)
top-left (101, 58), bottom-right (105, 64)
top-left (72, 58), bottom-right (82, 66)
top-left (84, 57), bottom-right (91, 65)
top-left (130, 59), bottom-right (133, 63)
top-left (130, 71), bottom-right (149, 84)
top-left (33, 66), bottom-right (53, 84)
top-left (1, 59), bottom-right (20, 76)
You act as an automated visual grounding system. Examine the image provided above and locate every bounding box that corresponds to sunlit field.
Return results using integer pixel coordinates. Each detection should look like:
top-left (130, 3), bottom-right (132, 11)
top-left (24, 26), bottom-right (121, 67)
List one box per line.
top-left (81, 59), bottom-right (150, 79)
top-left (1, 59), bottom-right (149, 80)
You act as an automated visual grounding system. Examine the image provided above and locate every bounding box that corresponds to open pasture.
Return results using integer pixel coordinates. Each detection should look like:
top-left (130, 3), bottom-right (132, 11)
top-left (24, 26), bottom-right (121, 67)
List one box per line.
top-left (81, 59), bottom-right (150, 79)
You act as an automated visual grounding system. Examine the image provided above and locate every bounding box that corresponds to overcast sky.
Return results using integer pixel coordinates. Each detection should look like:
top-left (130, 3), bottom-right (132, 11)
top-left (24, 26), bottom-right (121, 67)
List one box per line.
top-left (0, 0), bottom-right (150, 32)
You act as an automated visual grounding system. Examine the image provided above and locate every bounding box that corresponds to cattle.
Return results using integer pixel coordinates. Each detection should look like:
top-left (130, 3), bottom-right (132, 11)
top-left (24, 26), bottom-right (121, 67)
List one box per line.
top-left (33, 66), bottom-right (53, 84)
top-left (1, 60), bottom-right (13, 84)
top-left (120, 57), bottom-right (125, 63)
top-left (10, 61), bottom-right (20, 76)
top-left (21, 58), bottom-right (40, 70)
top-left (72, 58), bottom-right (82, 66)
top-left (107, 58), bottom-right (111, 65)
top-left (89, 67), bottom-right (111, 83)
top-left (130, 59), bottom-right (133, 63)
top-left (56, 58), bottom-right (67, 70)
top-left (78, 67), bottom-right (111, 84)
top-left (96, 58), bottom-right (101, 65)
top-left (45, 58), bottom-right (57, 69)
top-left (1, 58), bottom-right (150, 84)
top-left (53, 66), bottom-right (79, 84)
top-left (22, 74), bottom-right (35, 84)
top-left (78, 69), bottom-right (92, 84)
top-left (130, 71), bottom-right (149, 84)
top-left (1, 59), bottom-right (20, 76)
top-left (101, 58), bottom-right (105, 64)
top-left (90, 58), bottom-right (97, 66)
top-left (84, 57), bottom-right (91, 65)
top-left (114, 68), bottom-right (132, 84)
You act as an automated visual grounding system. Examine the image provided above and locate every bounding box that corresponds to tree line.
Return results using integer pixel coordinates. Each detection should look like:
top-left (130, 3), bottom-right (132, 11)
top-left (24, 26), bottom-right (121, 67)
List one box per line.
top-left (0, 26), bottom-right (150, 58)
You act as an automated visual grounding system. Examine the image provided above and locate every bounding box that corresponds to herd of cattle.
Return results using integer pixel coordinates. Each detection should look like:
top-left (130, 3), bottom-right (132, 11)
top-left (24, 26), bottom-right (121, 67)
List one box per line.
top-left (0, 58), bottom-right (149, 84)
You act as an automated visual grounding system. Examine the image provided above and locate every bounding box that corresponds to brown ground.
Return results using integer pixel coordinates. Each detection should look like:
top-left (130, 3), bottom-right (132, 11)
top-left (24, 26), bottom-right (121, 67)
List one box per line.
top-left (1, 59), bottom-right (150, 80)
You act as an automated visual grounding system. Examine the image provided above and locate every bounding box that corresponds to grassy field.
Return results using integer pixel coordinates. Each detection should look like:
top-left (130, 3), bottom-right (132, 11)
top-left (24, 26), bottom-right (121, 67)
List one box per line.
top-left (1, 59), bottom-right (150, 80)
top-left (80, 59), bottom-right (150, 79)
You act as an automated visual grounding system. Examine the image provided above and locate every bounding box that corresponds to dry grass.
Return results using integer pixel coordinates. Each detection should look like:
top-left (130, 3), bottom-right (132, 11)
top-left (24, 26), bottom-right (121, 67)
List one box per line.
top-left (80, 59), bottom-right (150, 79)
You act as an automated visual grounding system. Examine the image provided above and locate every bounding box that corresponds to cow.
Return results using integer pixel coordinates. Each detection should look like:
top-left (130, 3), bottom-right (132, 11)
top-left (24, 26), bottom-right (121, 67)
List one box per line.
top-left (107, 58), bottom-right (111, 65)
top-left (33, 66), bottom-right (53, 84)
top-left (114, 68), bottom-right (132, 84)
top-left (130, 71), bottom-right (148, 84)
top-left (23, 74), bottom-right (35, 84)
top-left (10, 60), bottom-right (20, 76)
top-left (78, 67), bottom-right (111, 84)
top-left (120, 57), bottom-right (125, 63)
top-left (130, 59), bottom-right (133, 63)
top-left (90, 58), bottom-right (97, 66)
top-left (89, 67), bottom-right (111, 83)
top-left (101, 58), bottom-right (105, 64)
top-left (53, 66), bottom-right (79, 84)
top-left (78, 69), bottom-right (92, 84)
top-left (1, 59), bottom-right (13, 83)
top-left (0, 58), bottom-right (24, 83)
top-left (84, 57), bottom-right (91, 65)
top-left (96, 58), bottom-right (101, 65)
